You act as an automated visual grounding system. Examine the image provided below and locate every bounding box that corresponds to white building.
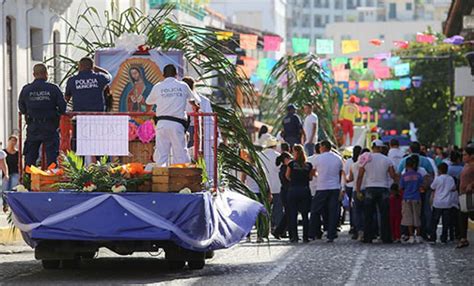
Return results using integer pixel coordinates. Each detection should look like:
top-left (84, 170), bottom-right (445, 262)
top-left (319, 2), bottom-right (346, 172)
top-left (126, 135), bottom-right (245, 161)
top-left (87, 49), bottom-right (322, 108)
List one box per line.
top-left (209, 0), bottom-right (287, 57)
top-left (0, 0), bottom-right (73, 145)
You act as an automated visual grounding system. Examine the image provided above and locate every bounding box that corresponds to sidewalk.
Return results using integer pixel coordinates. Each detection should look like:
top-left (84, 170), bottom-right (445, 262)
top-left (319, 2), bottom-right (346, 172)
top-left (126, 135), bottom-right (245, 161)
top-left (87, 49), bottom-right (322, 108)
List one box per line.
top-left (0, 213), bottom-right (22, 245)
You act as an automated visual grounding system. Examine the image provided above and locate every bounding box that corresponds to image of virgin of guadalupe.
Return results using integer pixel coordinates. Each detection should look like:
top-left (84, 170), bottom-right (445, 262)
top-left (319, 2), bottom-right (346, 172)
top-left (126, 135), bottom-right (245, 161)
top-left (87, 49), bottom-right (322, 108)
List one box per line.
top-left (119, 66), bottom-right (154, 112)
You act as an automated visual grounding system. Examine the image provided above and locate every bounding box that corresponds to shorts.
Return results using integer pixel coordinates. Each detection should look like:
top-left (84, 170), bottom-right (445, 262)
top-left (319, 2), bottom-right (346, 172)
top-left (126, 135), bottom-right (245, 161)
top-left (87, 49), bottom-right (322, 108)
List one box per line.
top-left (340, 119), bottom-right (354, 138)
top-left (401, 200), bottom-right (421, 227)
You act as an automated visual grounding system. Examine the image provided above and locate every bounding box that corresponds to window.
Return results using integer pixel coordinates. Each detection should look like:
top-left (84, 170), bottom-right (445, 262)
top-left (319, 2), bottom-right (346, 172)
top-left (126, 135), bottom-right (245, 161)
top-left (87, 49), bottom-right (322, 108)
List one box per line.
top-left (314, 15), bottom-right (323, 27)
top-left (325, 15), bottom-right (330, 24)
top-left (335, 15), bottom-right (343, 22)
top-left (303, 0), bottom-right (310, 8)
top-left (347, 0), bottom-right (356, 9)
top-left (314, 0), bottom-right (322, 8)
top-left (366, 0), bottom-right (374, 6)
top-left (324, 0), bottom-right (329, 8)
top-left (53, 31), bottom-right (61, 84)
top-left (335, 0), bottom-right (343, 9)
top-left (302, 14), bottom-right (310, 27)
top-left (341, 35), bottom-right (351, 40)
top-left (406, 3), bottom-right (412, 10)
top-left (388, 3), bottom-right (397, 19)
top-left (30, 28), bottom-right (43, 61)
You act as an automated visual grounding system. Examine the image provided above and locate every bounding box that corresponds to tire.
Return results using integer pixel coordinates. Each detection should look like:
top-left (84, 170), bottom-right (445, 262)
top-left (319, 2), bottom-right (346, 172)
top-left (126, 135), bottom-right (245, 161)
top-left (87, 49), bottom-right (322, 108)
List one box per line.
top-left (205, 250), bottom-right (215, 259)
top-left (61, 258), bottom-right (80, 269)
top-left (168, 260), bottom-right (186, 270)
top-left (187, 260), bottom-right (205, 270)
top-left (42, 259), bottom-right (60, 270)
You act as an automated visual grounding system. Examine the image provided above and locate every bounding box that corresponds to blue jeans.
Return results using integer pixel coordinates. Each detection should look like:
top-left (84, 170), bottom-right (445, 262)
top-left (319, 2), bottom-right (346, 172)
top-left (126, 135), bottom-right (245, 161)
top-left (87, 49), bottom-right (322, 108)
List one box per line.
top-left (309, 189), bottom-right (340, 240)
top-left (1, 173), bottom-right (19, 207)
top-left (304, 143), bottom-right (315, 156)
top-left (353, 189), bottom-right (365, 232)
top-left (287, 186), bottom-right (311, 240)
top-left (364, 187), bottom-right (391, 243)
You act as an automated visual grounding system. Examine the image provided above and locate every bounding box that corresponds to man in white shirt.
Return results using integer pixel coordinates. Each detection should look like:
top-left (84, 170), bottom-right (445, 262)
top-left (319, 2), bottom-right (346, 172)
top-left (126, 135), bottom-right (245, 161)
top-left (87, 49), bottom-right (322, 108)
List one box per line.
top-left (146, 65), bottom-right (200, 166)
top-left (259, 137), bottom-right (282, 230)
top-left (388, 139), bottom-right (405, 173)
top-left (308, 140), bottom-right (343, 242)
top-left (303, 103), bottom-right (318, 156)
top-left (356, 139), bottom-right (397, 243)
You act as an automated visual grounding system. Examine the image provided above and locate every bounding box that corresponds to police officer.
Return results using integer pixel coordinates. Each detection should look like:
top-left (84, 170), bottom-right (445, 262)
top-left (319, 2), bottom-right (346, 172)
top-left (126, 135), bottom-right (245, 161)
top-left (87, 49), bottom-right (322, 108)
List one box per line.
top-left (145, 64), bottom-right (200, 166)
top-left (281, 104), bottom-right (303, 147)
top-left (65, 57), bottom-right (111, 111)
top-left (18, 63), bottom-right (67, 167)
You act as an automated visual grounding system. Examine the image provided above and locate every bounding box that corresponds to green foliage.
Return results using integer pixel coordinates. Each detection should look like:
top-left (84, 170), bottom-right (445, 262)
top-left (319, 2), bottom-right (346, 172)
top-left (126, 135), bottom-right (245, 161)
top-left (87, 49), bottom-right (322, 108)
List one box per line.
top-left (261, 54), bottom-right (335, 142)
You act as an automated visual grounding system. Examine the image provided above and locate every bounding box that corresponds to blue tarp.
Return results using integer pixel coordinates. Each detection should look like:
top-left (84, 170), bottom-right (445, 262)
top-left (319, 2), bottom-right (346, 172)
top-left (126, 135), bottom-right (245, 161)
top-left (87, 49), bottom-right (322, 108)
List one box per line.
top-left (5, 191), bottom-right (264, 252)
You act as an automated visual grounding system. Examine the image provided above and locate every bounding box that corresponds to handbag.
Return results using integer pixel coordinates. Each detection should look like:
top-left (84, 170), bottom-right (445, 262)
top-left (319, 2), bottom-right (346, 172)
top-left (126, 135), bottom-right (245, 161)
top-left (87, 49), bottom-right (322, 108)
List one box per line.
top-left (459, 193), bottom-right (474, 213)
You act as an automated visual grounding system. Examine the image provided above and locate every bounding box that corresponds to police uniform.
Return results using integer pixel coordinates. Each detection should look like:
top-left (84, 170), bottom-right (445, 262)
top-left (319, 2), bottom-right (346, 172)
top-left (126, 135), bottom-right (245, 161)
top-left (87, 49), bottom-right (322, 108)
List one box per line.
top-left (145, 77), bottom-right (201, 166)
top-left (282, 112), bottom-right (303, 146)
top-left (65, 70), bottom-right (111, 111)
top-left (18, 79), bottom-right (67, 167)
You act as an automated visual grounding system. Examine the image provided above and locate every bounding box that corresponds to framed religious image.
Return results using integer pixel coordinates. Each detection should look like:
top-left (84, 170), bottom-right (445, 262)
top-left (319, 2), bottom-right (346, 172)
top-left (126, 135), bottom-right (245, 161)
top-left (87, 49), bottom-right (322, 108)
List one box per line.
top-left (95, 49), bottom-right (184, 112)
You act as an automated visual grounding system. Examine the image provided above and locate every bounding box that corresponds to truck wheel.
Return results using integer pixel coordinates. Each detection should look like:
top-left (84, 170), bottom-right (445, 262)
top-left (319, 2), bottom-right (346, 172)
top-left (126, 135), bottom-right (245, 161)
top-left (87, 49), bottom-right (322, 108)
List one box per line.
top-left (168, 260), bottom-right (185, 270)
top-left (61, 258), bottom-right (80, 269)
top-left (205, 250), bottom-right (215, 259)
top-left (42, 260), bottom-right (60, 270)
top-left (188, 260), bottom-right (205, 270)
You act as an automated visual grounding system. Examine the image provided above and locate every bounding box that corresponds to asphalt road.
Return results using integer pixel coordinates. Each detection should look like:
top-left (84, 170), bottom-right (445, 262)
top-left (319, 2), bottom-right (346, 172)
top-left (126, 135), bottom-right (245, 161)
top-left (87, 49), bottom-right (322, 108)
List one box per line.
top-left (0, 227), bottom-right (473, 285)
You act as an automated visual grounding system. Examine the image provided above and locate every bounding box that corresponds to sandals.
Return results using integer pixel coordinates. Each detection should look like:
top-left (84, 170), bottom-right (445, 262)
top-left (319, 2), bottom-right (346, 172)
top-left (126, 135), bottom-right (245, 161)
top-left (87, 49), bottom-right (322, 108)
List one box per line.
top-left (456, 240), bottom-right (470, 249)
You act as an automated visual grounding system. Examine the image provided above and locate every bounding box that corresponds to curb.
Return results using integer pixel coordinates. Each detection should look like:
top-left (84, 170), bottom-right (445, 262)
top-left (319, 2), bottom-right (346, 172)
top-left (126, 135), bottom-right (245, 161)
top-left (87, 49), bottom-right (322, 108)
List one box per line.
top-left (0, 227), bottom-right (22, 244)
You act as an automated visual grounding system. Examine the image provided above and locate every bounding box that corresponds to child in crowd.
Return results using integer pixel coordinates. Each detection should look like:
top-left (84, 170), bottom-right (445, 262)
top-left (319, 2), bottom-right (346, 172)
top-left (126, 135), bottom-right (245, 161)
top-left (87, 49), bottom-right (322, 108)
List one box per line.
top-left (429, 163), bottom-right (457, 243)
top-left (389, 183), bottom-right (403, 243)
top-left (400, 156), bottom-right (424, 244)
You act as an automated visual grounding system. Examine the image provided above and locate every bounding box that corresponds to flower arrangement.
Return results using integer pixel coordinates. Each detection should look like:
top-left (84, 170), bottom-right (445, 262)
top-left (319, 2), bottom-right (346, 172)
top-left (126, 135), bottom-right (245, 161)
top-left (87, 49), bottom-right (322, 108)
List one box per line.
top-left (54, 151), bottom-right (151, 192)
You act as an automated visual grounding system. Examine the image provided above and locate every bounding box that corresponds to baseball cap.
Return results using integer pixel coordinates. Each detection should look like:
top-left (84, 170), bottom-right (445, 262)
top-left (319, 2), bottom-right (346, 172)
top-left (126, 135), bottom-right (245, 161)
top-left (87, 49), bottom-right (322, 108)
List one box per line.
top-left (372, 139), bottom-right (384, 147)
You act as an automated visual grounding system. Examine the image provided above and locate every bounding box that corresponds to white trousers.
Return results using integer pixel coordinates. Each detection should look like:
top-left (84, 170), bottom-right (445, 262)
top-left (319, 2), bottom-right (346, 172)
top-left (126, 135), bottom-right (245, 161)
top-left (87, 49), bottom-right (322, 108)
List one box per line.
top-left (153, 121), bottom-right (191, 166)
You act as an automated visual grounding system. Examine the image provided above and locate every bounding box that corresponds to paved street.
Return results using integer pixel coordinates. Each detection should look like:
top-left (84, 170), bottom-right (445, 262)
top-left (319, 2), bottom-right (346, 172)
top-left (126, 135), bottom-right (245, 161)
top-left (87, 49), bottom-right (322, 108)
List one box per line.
top-left (0, 227), bottom-right (472, 285)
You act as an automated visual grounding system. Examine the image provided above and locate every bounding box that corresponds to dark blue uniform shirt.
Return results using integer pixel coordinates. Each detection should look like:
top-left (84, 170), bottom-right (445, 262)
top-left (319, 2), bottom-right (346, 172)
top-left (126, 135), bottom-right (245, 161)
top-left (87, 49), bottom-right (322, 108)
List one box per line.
top-left (18, 79), bottom-right (66, 119)
top-left (65, 70), bottom-right (111, 111)
top-left (283, 113), bottom-right (302, 139)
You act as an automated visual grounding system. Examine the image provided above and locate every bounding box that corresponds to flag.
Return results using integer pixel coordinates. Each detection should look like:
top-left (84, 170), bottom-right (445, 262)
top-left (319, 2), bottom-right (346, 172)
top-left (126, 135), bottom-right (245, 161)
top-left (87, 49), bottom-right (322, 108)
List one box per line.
top-left (374, 66), bottom-right (391, 79)
top-left (394, 63), bottom-right (410, 77)
top-left (263, 35), bottom-right (282, 51)
top-left (393, 41), bottom-right (409, 49)
top-left (416, 33), bottom-right (436, 44)
top-left (240, 34), bottom-right (258, 50)
top-left (369, 39), bottom-right (383, 46)
top-left (215, 31), bottom-right (233, 41)
top-left (316, 39), bottom-right (334, 54)
top-left (334, 70), bottom-right (350, 82)
top-left (341, 40), bottom-right (360, 54)
top-left (292, 37), bottom-right (310, 54)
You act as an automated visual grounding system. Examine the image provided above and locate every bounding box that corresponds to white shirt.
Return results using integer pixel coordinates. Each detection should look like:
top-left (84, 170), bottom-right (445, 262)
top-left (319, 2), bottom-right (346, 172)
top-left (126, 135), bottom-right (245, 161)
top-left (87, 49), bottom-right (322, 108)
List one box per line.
top-left (260, 149), bottom-right (282, 194)
top-left (307, 154), bottom-right (319, 195)
top-left (388, 148), bottom-right (404, 173)
top-left (245, 175), bottom-right (260, 193)
top-left (362, 153), bottom-right (393, 188)
top-left (146, 77), bottom-right (201, 123)
top-left (352, 161), bottom-right (367, 190)
top-left (344, 158), bottom-right (355, 188)
top-left (431, 174), bottom-right (456, 209)
top-left (303, 113), bottom-right (318, 144)
top-left (0, 150), bottom-right (6, 160)
top-left (313, 152), bottom-right (343, 191)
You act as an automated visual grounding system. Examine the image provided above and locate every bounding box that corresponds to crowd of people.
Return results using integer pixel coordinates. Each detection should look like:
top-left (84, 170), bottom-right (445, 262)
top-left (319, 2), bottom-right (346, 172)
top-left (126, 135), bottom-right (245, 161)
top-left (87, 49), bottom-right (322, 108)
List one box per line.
top-left (249, 104), bottom-right (474, 249)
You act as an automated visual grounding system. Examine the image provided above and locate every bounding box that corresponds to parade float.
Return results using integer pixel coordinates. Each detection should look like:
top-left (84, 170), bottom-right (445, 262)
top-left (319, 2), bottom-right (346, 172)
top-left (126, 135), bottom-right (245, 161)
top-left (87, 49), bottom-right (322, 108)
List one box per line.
top-left (5, 10), bottom-right (269, 269)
